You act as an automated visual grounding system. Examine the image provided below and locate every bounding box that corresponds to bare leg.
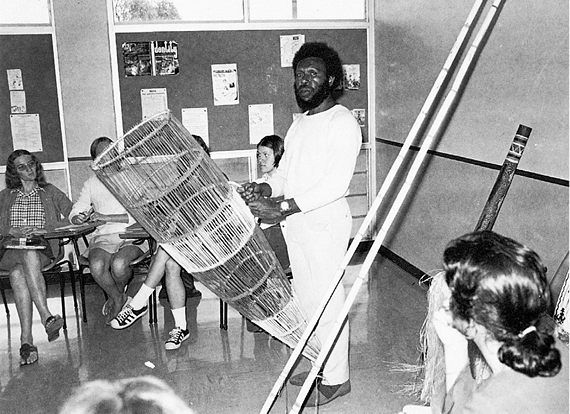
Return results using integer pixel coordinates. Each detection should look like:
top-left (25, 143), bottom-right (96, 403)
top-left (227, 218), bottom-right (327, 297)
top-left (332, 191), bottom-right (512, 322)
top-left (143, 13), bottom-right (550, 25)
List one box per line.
top-left (20, 251), bottom-right (52, 324)
top-left (165, 258), bottom-right (186, 311)
top-left (110, 245), bottom-right (143, 293)
top-left (144, 247), bottom-right (172, 289)
top-left (126, 247), bottom-right (171, 311)
top-left (9, 264), bottom-right (34, 346)
top-left (89, 248), bottom-right (126, 323)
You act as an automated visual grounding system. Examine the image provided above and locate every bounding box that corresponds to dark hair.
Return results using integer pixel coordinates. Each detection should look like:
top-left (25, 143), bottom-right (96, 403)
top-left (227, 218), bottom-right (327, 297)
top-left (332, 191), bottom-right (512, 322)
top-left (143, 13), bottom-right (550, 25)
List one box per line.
top-left (443, 230), bottom-right (561, 378)
top-left (5, 149), bottom-right (47, 189)
top-left (90, 136), bottom-right (114, 160)
top-left (257, 134), bottom-right (284, 168)
top-left (292, 42), bottom-right (343, 90)
top-left (59, 376), bottom-right (195, 414)
top-left (192, 134), bottom-right (210, 156)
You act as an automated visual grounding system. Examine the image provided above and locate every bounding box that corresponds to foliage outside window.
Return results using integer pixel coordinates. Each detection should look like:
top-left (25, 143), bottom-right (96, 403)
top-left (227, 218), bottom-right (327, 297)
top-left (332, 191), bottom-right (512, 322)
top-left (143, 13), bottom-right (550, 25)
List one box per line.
top-left (113, 0), bottom-right (366, 23)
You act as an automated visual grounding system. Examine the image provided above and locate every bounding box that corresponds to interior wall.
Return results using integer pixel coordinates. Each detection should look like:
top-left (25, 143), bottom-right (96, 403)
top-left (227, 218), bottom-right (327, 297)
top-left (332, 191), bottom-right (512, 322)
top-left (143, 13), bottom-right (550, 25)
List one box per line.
top-left (53, 0), bottom-right (117, 158)
top-left (374, 0), bottom-right (569, 274)
top-left (376, 144), bottom-right (568, 275)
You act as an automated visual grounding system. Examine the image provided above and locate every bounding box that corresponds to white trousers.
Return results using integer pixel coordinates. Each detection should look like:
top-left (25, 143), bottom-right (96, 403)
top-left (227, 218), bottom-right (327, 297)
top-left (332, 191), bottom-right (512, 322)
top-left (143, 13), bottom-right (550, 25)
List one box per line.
top-left (286, 199), bottom-right (351, 385)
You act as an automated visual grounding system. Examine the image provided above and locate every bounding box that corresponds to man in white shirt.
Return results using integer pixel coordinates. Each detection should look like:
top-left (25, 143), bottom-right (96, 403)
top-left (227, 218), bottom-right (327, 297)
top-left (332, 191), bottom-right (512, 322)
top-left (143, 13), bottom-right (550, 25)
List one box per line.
top-left (239, 42), bottom-right (362, 407)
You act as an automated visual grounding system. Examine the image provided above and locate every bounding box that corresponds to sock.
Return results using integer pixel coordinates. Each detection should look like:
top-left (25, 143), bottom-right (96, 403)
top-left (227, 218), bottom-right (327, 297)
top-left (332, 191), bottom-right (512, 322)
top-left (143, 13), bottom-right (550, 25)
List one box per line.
top-left (171, 307), bottom-right (187, 330)
top-left (129, 283), bottom-right (154, 310)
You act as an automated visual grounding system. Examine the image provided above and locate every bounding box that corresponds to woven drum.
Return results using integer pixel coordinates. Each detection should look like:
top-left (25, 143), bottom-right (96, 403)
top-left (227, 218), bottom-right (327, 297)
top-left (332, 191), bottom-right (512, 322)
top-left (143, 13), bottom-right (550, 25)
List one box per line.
top-left (92, 110), bottom-right (320, 360)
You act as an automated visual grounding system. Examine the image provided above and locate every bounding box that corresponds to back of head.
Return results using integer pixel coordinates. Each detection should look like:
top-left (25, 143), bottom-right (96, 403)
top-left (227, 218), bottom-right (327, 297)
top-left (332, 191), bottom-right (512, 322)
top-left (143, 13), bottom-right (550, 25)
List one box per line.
top-left (90, 137), bottom-right (114, 160)
top-left (59, 376), bottom-right (195, 414)
top-left (192, 134), bottom-right (210, 156)
top-left (443, 230), bottom-right (562, 378)
top-left (292, 42), bottom-right (343, 90)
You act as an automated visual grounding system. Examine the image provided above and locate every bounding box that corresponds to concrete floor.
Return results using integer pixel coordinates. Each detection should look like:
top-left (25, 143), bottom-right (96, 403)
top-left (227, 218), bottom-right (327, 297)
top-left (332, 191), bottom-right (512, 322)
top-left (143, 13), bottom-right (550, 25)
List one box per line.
top-left (0, 251), bottom-right (429, 414)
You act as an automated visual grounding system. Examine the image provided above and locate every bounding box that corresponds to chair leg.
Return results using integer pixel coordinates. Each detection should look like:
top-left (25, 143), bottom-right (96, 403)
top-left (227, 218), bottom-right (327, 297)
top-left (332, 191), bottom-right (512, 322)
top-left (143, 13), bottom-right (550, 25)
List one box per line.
top-left (149, 290), bottom-right (158, 324)
top-left (0, 286), bottom-right (9, 316)
top-left (58, 270), bottom-right (67, 330)
top-left (69, 264), bottom-right (78, 310)
top-left (79, 268), bottom-right (88, 323)
top-left (220, 299), bottom-right (228, 330)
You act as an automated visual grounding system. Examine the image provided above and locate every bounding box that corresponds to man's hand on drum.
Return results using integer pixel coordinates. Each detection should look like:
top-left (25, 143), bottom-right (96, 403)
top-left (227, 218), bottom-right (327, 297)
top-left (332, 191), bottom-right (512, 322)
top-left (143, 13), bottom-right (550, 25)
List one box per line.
top-left (237, 182), bottom-right (263, 203)
top-left (248, 198), bottom-right (282, 222)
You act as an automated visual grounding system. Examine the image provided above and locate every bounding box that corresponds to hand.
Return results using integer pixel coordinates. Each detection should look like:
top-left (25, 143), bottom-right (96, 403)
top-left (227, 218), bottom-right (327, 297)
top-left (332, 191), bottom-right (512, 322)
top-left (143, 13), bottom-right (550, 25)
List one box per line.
top-left (9, 227), bottom-right (27, 238)
top-left (433, 307), bottom-right (467, 348)
top-left (249, 198), bottom-right (282, 222)
top-left (237, 182), bottom-right (262, 203)
top-left (74, 208), bottom-right (94, 224)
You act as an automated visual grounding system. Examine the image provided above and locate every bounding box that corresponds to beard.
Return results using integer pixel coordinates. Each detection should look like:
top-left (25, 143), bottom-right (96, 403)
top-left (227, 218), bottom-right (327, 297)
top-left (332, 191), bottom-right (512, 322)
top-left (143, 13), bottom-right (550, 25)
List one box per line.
top-left (294, 81), bottom-right (332, 112)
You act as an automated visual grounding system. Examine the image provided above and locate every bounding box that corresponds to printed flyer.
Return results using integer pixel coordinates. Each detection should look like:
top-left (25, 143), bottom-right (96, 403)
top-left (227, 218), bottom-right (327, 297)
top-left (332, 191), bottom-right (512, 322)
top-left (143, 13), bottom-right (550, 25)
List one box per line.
top-left (211, 63), bottom-right (239, 106)
top-left (122, 41), bottom-right (179, 77)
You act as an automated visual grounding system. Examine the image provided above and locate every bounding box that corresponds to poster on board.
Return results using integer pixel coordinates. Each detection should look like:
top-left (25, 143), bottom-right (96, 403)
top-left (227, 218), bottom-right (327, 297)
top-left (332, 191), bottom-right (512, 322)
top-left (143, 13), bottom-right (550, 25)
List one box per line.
top-left (10, 114), bottom-right (42, 152)
top-left (123, 41), bottom-right (179, 76)
top-left (211, 63), bottom-right (239, 106)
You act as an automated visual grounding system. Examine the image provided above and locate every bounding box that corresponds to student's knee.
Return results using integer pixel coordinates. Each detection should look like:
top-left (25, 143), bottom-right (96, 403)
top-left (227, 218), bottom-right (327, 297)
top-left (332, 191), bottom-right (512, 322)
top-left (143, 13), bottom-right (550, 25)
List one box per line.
top-left (88, 257), bottom-right (107, 277)
top-left (9, 264), bottom-right (25, 281)
top-left (165, 259), bottom-right (181, 276)
top-left (110, 255), bottom-right (131, 277)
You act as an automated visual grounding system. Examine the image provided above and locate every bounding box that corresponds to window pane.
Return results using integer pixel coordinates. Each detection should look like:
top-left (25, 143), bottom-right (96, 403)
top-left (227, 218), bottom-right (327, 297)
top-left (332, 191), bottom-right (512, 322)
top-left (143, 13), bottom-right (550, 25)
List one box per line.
top-left (114, 0), bottom-right (243, 22)
top-left (0, 0), bottom-right (51, 24)
top-left (249, 0), bottom-right (292, 20)
top-left (297, 0), bottom-right (365, 20)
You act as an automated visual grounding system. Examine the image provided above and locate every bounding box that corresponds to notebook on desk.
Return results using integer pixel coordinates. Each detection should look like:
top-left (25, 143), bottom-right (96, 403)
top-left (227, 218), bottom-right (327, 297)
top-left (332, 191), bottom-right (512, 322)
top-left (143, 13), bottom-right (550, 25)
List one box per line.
top-left (125, 223), bottom-right (145, 232)
top-left (3, 236), bottom-right (47, 250)
top-left (53, 220), bottom-right (104, 232)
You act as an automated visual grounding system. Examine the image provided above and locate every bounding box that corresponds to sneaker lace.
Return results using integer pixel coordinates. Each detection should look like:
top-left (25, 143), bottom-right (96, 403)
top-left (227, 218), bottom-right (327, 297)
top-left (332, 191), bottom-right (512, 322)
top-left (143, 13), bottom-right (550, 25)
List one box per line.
top-left (168, 328), bottom-right (183, 342)
top-left (116, 306), bottom-right (133, 324)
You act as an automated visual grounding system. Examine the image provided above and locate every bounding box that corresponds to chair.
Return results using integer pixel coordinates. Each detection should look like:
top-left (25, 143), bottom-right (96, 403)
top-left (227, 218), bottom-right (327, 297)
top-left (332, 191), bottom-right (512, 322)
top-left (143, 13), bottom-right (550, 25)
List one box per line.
top-left (77, 241), bottom-right (157, 324)
top-left (0, 238), bottom-right (76, 330)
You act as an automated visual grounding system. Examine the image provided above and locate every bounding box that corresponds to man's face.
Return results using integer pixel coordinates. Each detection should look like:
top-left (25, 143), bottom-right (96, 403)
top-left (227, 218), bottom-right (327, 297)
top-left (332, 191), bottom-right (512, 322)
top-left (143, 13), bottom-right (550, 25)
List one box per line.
top-left (294, 57), bottom-right (332, 112)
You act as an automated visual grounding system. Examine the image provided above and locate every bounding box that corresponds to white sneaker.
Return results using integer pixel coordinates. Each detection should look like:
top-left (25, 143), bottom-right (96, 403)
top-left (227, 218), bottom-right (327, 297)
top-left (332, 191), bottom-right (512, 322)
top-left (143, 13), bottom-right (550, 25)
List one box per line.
top-left (110, 304), bottom-right (147, 330)
top-left (165, 327), bottom-right (190, 350)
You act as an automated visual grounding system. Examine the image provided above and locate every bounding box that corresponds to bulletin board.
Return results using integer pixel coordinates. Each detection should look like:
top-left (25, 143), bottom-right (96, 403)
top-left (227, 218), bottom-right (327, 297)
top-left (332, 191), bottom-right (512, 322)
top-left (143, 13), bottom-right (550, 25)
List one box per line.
top-left (0, 34), bottom-right (64, 164)
top-left (115, 29), bottom-right (368, 152)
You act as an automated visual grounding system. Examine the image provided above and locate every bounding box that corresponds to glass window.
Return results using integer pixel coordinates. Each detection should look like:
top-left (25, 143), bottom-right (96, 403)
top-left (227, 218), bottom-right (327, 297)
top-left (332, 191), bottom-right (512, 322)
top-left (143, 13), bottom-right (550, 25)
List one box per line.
top-left (0, 0), bottom-right (51, 24)
top-left (114, 0), bottom-right (243, 23)
top-left (249, 0), bottom-right (293, 20)
top-left (114, 0), bottom-right (366, 23)
top-left (297, 0), bottom-right (366, 20)
top-left (250, 0), bottom-right (366, 21)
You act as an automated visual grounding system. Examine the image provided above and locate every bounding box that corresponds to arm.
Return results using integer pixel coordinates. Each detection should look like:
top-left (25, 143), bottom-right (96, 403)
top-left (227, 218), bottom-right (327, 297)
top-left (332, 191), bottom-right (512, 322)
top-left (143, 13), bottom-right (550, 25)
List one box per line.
top-left (28, 184), bottom-right (73, 234)
top-left (70, 178), bottom-right (94, 224)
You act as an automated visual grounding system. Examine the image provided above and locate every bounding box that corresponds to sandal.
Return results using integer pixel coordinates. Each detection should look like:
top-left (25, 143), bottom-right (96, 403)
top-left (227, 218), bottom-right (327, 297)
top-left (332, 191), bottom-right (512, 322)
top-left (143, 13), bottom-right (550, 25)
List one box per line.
top-left (105, 295), bottom-right (131, 325)
top-left (102, 298), bottom-right (112, 316)
top-left (45, 315), bottom-right (64, 342)
top-left (19, 343), bottom-right (38, 366)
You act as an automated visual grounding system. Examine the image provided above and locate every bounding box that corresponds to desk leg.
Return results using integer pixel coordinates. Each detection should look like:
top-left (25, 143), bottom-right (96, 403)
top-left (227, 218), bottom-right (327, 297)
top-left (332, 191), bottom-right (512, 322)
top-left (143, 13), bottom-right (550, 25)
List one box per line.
top-left (72, 240), bottom-right (88, 323)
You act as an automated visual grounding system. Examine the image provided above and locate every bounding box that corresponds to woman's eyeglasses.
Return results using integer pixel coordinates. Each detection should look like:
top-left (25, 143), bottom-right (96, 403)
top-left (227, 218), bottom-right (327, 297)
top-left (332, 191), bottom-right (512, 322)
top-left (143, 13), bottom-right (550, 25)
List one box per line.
top-left (15, 161), bottom-right (36, 172)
